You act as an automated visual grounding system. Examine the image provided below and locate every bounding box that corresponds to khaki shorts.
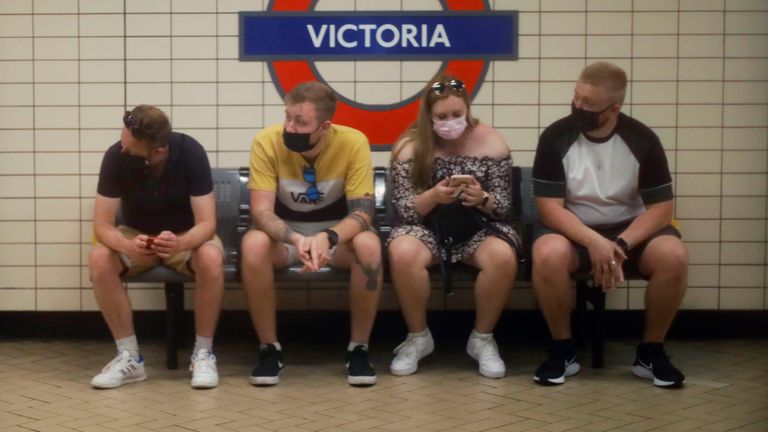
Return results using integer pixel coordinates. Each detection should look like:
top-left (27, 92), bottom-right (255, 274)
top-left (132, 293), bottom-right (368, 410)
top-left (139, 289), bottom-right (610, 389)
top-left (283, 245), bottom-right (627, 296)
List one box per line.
top-left (98, 226), bottom-right (223, 277)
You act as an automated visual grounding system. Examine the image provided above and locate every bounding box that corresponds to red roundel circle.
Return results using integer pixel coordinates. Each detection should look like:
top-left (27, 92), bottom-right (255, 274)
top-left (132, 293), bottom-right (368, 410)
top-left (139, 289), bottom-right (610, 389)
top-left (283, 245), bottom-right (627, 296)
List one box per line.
top-left (268, 0), bottom-right (489, 145)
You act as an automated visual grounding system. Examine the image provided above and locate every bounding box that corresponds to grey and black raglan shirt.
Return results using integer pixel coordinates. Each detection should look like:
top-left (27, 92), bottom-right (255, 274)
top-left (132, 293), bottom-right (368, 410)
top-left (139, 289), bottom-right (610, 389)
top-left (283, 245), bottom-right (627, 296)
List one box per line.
top-left (532, 112), bottom-right (673, 227)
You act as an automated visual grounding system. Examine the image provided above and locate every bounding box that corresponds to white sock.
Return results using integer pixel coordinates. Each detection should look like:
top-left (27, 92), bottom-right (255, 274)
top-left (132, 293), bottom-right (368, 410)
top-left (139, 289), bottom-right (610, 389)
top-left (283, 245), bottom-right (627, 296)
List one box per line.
top-left (410, 328), bottom-right (430, 338)
top-left (261, 341), bottom-right (282, 351)
top-left (115, 335), bottom-right (140, 360)
top-left (348, 341), bottom-right (368, 351)
top-left (193, 335), bottom-right (214, 355)
top-left (471, 329), bottom-right (493, 340)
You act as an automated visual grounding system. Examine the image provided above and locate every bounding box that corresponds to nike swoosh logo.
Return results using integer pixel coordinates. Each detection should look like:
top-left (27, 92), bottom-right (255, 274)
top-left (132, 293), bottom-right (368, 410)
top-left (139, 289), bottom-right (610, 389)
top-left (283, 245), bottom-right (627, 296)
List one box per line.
top-left (637, 359), bottom-right (652, 369)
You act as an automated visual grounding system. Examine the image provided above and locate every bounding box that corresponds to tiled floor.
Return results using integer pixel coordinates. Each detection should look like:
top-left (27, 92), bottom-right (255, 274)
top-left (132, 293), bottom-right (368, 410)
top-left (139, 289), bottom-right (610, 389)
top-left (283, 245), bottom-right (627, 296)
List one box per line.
top-left (1, 338), bottom-right (766, 431)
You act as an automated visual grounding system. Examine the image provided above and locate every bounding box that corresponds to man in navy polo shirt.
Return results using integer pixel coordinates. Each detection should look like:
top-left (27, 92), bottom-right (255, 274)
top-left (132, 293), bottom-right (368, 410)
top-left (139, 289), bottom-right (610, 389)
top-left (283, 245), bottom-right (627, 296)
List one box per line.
top-left (89, 105), bottom-right (224, 389)
top-left (532, 62), bottom-right (688, 388)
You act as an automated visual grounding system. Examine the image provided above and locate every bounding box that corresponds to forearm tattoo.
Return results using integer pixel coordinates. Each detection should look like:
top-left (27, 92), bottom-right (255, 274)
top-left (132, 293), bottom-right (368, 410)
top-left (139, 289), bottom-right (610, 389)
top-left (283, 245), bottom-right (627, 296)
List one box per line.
top-left (348, 198), bottom-right (375, 221)
top-left (254, 210), bottom-right (294, 243)
top-left (346, 212), bottom-right (370, 232)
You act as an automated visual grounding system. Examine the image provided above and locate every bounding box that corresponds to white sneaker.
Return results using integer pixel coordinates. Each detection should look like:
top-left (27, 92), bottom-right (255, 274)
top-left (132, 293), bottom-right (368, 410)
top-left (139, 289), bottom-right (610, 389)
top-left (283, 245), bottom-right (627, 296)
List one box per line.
top-left (467, 333), bottom-right (506, 378)
top-left (91, 351), bottom-right (147, 389)
top-left (190, 349), bottom-right (219, 389)
top-left (390, 329), bottom-right (435, 376)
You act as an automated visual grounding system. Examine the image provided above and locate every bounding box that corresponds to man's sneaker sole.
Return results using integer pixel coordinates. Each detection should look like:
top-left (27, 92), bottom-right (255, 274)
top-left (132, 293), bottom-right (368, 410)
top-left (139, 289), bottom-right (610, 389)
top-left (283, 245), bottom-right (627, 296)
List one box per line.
top-left (632, 364), bottom-right (685, 388)
top-left (250, 374), bottom-right (280, 386)
top-left (533, 361), bottom-right (580, 386)
top-left (348, 375), bottom-right (377, 386)
top-left (91, 374), bottom-right (147, 389)
top-left (191, 378), bottom-right (219, 389)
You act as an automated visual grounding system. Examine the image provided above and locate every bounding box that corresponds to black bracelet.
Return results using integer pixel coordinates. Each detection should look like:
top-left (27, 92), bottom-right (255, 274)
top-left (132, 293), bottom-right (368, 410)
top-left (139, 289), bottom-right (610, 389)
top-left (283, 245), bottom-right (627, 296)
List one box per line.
top-left (480, 192), bottom-right (490, 208)
top-left (615, 236), bottom-right (630, 253)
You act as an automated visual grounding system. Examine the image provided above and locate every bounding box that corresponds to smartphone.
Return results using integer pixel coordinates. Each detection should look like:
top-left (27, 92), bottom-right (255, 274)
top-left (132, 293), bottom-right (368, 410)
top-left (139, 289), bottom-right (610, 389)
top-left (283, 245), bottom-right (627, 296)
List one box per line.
top-left (145, 236), bottom-right (156, 250)
top-left (449, 174), bottom-right (473, 187)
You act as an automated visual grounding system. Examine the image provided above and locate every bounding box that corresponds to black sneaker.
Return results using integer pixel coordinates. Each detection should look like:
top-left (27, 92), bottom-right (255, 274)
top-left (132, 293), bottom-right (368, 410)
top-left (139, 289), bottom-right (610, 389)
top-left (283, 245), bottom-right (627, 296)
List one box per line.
top-left (632, 343), bottom-right (685, 388)
top-left (346, 345), bottom-right (377, 387)
top-left (534, 341), bottom-right (580, 385)
top-left (250, 343), bottom-right (284, 386)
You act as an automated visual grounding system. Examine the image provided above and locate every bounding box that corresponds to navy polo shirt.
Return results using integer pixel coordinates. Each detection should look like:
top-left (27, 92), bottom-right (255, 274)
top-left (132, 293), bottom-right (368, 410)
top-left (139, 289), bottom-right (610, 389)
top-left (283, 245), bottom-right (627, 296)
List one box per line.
top-left (96, 132), bottom-right (213, 235)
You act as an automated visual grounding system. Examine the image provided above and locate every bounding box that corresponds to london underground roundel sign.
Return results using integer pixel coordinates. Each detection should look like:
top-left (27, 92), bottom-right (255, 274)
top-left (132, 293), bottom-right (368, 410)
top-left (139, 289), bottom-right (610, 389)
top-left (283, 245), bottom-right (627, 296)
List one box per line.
top-left (240, 0), bottom-right (518, 147)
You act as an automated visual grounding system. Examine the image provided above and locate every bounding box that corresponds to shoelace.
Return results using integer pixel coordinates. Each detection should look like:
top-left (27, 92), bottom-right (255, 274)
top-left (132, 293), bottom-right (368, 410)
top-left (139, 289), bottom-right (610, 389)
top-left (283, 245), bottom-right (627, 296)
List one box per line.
top-left (102, 351), bottom-right (132, 373)
top-left (474, 337), bottom-right (501, 362)
top-left (393, 335), bottom-right (423, 356)
top-left (191, 352), bottom-right (216, 373)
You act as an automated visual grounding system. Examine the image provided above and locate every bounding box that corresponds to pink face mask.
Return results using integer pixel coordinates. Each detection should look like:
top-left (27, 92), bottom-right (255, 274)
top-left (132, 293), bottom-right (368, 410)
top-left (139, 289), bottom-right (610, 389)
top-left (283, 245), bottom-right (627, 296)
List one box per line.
top-left (432, 115), bottom-right (467, 140)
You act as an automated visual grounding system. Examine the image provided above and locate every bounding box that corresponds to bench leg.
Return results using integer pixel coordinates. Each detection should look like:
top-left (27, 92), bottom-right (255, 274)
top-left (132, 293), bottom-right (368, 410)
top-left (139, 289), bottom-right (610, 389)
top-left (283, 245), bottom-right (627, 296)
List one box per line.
top-left (165, 282), bottom-right (184, 370)
top-left (587, 288), bottom-right (606, 369)
top-left (574, 281), bottom-right (589, 349)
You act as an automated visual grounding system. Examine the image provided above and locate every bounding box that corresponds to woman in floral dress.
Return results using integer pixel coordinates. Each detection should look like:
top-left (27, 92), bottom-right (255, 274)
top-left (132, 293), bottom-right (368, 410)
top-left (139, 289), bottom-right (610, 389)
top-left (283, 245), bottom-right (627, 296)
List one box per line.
top-left (387, 74), bottom-right (521, 379)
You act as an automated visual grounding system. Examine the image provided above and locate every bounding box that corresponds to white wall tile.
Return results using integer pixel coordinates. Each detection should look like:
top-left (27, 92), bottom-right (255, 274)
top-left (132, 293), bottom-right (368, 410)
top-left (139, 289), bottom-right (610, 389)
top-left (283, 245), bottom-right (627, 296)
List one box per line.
top-left (355, 62), bottom-right (401, 82)
top-left (493, 105), bottom-right (539, 128)
top-left (724, 58), bottom-right (768, 80)
top-left (634, 35), bottom-right (678, 58)
top-left (80, 106), bottom-right (123, 129)
top-left (0, 38), bottom-right (32, 60)
top-left (172, 0), bottom-right (216, 13)
top-left (680, 11), bottom-right (724, 34)
top-left (0, 221), bottom-right (34, 243)
top-left (80, 37), bottom-right (124, 60)
top-left (724, 82), bottom-right (768, 104)
top-left (719, 288), bottom-right (764, 309)
top-left (172, 60), bottom-right (216, 82)
top-left (172, 14), bottom-right (217, 36)
top-left (0, 288), bottom-right (35, 310)
top-left (725, 35), bottom-right (768, 57)
top-left (36, 221), bottom-right (79, 242)
top-left (681, 288), bottom-right (718, 310)
top-left (79, 14), bottom-right (124, 37)
top-left (723, 128), bottom-right (767, 151)
top-left (0, 244), bottom-right (34, 265)
top-left (33, 15), bottom-right (77, 37)
top-left (0, 130), bottom-right (33, 152)
top-left (687, 242), bottom-right (720, 264)
top-left (541, 36), bottom-right (585, 58)
top-left (35, 175), bottom-right (79, 197)
top-left (126, 37), bottom-right (171, 59)
top-left (723, 151), bottom-right (768, 173)
top-left (727, 0), bottom-right (768, 10)
top-left (722, 220), bottom-right (766, 241)
top-left (679, 35), bottom-right (723, 58)
top-left (632, 59), bottom-right (678, 80)
top-left (126, 14), bottom-right (171, 36)
top-left (722, 197), bottom-right (767, 218)
top-left (80, 83), bottom-right (123, 106)
top-left (632, 82), bottom-right (677, 105)
top-left (721, 265), bottom-right (765, 286)
top-left (80, 0), bottom-right (122, 13)
top-left (36, 288), bottom-right (81, 309)
top-left (0, 267), bottom-right (35, 288)
top-left (36, 198), bottom-right (80, 221)
top-left (676, 197), bottom-right (721, 219)
top-left (218, 59), bottom-right (263, 82)
top-left (172, 83), bottom-right (216, 105)
top-left (218, 82), bottom-right (262, 106)
top-left (0, 153), bottom-right (33, 175)
top-left (678, 82), bottom-right (723, 104)
top-left (0, 198), bottom-right (34, 220)
top-left (677, 128), bottom-right (722, 150)
top-left (37, 243), bottom-right (80, 266)
top-left (678, 219), bottom-right (720, 242)
top-left (586, 35), bottom-right (631, 58)
top-left (678, 105), bottom-right (722, 128)
top-left (218, 129), bottom-right (256, 152)
top-left (126, 83), bottom-right (171, 106)
top-left (724, 105), bottom-right (768, 128)
top-left (540, 59), bottom-right (585, 81)
top-left (677, 150), bottom-right (722, 173)
top-left (0, 60), bottom-right (33, 82)
top-left (725, 11), bottom-right (768, 34)
top-left (0, 15), bottom-right (32, 37)
top-left (0, 1), bottom-right (31, 14)
top-left (35, 153), bottom-right (79, 175)
top-left (677, 174), bottom-right (721, 196)
top-left (172, 37), bottom-right (217, 59)
top-left (631, 105), bottom-right (677, 128)
top-left (679, 59), bottom-right (724, 81)
top-left (722, 174), bottom-right (767, 196)
top-left (127, 59), bottom-right (171, 82)
top-left (171, 105), bottom-right (218, 128)
top-left (0, 176), bottom-right (34, 198)
top-left (633, 12), bottom-right (677, 34)
top-left (80, 60), bottom-right (124, 82)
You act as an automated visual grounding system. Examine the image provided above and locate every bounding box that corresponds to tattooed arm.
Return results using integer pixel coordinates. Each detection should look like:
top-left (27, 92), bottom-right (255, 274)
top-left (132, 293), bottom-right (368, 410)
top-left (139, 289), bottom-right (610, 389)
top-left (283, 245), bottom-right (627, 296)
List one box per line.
top-left (250, 189), bottom-right (313, 269)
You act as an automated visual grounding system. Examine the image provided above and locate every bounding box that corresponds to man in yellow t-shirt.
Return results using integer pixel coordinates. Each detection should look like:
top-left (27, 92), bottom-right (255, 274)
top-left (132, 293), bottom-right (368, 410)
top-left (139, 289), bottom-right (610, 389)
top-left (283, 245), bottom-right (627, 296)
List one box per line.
top-left (242, 81), bottom-right (381, 387)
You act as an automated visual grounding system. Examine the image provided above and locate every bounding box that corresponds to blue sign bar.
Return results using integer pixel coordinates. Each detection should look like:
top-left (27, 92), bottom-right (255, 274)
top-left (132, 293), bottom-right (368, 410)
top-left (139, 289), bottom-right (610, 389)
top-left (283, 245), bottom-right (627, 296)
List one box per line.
top-left (239, 11), bottom-right (518, 61)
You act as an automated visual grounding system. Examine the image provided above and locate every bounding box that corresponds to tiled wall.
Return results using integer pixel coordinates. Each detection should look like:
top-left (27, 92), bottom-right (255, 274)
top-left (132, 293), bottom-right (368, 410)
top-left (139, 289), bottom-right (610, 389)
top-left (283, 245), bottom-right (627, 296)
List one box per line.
top-left (0, 0), bottom-right (766, 312)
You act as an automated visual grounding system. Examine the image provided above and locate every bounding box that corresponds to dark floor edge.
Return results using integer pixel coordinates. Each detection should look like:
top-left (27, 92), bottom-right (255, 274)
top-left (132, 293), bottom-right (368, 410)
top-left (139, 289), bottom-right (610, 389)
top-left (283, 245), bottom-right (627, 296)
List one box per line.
top-left (1, 310), bottom-right (766, 342)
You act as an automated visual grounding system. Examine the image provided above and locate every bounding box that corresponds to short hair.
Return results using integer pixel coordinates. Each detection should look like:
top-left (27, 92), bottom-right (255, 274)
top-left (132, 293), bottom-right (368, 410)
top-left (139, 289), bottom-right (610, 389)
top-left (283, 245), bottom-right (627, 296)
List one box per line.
top-left (284, 81), bottom-right (337, 123)
top-left (128, 105), bottom-right (171, 149)
top-left (579, 61), bottom-right (628, 104)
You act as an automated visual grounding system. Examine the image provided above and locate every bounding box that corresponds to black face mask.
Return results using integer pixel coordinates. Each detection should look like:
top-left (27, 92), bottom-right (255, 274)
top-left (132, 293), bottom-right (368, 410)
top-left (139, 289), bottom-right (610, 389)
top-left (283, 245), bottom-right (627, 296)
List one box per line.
top-left (571, 102), bottom-right (612, 133)
top-left (283, 123), bottom-right (324, 153)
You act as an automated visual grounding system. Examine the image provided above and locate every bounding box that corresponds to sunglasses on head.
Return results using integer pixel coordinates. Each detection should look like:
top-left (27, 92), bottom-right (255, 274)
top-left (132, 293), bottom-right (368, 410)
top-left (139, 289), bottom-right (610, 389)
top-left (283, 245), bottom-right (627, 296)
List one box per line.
top-left (303, 166), bottom-right (320, 203)
top-left (123, 111), bottom-right (138, 130)
top-left (431, 79), bottom-right (465, 95)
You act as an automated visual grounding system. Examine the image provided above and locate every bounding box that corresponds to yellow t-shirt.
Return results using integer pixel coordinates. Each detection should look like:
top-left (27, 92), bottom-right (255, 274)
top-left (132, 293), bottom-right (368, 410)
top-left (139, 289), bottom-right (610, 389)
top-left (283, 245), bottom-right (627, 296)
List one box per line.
top-left (248, 123), bottom-right (374, 225)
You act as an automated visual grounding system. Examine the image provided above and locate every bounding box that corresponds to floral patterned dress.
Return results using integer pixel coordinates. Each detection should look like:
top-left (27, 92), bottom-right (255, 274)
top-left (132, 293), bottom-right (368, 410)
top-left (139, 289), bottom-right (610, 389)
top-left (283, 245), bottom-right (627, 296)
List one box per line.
top-left (387, 155), bottom-right (521, 263)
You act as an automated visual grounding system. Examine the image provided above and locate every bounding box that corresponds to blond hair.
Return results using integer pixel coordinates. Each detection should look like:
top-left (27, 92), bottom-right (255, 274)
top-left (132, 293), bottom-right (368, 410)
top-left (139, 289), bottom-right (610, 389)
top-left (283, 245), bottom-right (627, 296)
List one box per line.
top-left (579, 61), bottom-right (627, 104)
top-left (284, 81), bottom-right (338, 123)
top-left (391, 73), bottom-right (479, 192)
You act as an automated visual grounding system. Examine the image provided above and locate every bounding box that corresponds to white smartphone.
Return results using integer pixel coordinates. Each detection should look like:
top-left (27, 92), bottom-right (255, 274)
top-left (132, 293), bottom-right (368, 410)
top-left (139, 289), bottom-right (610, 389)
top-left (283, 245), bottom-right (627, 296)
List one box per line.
top-left (448, 174), bottom-right (473, 187)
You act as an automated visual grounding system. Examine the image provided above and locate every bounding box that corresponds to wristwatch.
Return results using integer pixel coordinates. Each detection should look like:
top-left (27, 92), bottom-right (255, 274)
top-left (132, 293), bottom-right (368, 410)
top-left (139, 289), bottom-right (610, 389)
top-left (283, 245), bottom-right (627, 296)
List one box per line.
top-left (615, 236), bottom-right (630, 253)
top-left (322, 228), bottom-right (339, 248)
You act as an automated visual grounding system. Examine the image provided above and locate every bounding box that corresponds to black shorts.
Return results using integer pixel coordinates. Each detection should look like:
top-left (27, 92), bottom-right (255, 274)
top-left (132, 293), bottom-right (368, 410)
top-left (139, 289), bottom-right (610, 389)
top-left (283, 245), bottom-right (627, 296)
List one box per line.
top-left (533, 220), bottom-right (682, 280)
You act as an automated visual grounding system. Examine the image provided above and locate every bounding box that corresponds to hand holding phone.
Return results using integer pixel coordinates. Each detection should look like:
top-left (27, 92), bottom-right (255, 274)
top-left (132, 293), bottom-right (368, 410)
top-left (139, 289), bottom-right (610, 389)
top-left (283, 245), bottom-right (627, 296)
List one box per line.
top-left (145, 236), bottom-right (156, 250)
top-left (448, 174), bottom-right (473, 187)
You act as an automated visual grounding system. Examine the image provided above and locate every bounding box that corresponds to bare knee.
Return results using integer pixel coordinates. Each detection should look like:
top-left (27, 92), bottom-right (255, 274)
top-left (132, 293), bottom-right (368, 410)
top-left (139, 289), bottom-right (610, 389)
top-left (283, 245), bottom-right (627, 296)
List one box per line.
top-left (241, 230), bottom-right (273, 270)
top-left (532, 235), bottom-right (572, 276)
top-left (476, 241), bottom-right (518, 277)
top-left (351, 231), bottom-right (381, 265)
top-left (88, 245), bottom-right (122, 283)
top-left (388, 236), bottom-right (430, 271)
top-left (192, 244), bottom-right (223, 278)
